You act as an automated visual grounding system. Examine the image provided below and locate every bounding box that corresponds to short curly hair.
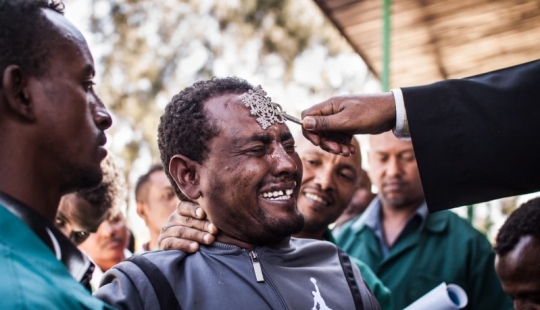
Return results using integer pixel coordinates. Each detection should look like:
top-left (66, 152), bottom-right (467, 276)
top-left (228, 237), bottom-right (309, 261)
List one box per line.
top-left (494, 197), bottom-right (540, 256)
top-left (158, 77), bottom-right (254, 199)
top-left (0, 0), bottom-right (65, 80)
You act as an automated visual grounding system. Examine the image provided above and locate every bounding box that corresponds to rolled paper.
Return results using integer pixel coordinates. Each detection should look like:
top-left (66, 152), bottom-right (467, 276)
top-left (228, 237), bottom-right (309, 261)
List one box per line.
top-left (403, 282), bottom-right (468, 310)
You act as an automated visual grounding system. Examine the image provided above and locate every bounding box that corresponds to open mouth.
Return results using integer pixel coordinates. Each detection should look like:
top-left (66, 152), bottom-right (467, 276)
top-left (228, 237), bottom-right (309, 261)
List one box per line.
top-left (259, 181), bottom-right (296, 201)
top-left (260, 189), bottom-right (294, 200)
top-left (304, 192), bottom-right (330, 206)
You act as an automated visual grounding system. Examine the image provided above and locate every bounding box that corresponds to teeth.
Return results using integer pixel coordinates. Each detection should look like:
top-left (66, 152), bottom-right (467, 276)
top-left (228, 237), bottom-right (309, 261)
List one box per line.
top-left (260, 189), bottom-right (293, 200)
top-left (305, 193), bottom-right (328, 205)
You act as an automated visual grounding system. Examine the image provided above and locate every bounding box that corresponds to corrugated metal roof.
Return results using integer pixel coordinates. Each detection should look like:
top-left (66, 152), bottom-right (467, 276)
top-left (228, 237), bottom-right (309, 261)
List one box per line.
top-left (314, 0), bottom-right (540, 87)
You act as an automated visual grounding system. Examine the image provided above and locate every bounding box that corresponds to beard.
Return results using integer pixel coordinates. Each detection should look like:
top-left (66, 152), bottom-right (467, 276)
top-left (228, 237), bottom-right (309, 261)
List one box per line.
top-left (60, 162), bottom-right (103, 195)
top-left (245, 208), bottom-right (305, 245)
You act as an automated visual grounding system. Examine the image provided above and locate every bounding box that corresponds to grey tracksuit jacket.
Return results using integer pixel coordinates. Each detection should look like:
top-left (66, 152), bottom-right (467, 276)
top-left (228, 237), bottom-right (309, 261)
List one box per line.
top-left (94, 237), bottom-right (380, 310)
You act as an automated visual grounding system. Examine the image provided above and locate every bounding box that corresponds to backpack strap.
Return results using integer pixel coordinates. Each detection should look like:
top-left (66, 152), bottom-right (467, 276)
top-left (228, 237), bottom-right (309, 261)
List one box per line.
top-left (126, 255), bottom-right (183, 310)
top-left (337, 247), bottom-right (380, 310)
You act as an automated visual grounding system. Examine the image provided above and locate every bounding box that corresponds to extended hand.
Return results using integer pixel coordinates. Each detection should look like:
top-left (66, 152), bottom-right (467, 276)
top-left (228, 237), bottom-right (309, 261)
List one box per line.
top-left (301, 93), bottom-right (396, 155)
top-left (157, 200), bottom-right (219, 253)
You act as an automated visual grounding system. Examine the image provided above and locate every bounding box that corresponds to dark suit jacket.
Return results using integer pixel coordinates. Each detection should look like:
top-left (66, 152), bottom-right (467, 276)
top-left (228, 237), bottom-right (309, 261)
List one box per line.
top-left (402, 59), bottom-right (540, 212)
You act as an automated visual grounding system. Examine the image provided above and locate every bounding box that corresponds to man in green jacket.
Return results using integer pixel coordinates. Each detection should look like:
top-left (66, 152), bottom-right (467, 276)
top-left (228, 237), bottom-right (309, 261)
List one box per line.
top-left (334, 131), bottom-right (511, 310)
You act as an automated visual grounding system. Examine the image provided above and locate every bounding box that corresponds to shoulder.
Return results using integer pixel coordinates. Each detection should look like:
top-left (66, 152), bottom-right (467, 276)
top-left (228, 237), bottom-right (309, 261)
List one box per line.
top-left (426, 211), bottom-right (491, 245)
top-left (290, 237), bottom-right (341, 254)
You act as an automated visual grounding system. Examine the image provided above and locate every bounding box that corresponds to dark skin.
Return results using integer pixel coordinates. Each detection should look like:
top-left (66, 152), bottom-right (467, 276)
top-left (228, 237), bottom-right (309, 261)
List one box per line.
top-left (367, 132), bottom-right (424, 247)
top-left (56, 193), bottom-right (109, 245)
top-left (334, 169), bottom-right (376, 228)
top-left (159, 135), bottom-right (364, 251)
top-left (0, 9), bottom-right (111, 222)
top-left (168, 93), bottom-right (304, 251)
top-left (294, 136), bottom-right (361, 239)
top-left (300, 93), bottom-right (396, 156)
top-left (496, 235), bottom-right (540, 310)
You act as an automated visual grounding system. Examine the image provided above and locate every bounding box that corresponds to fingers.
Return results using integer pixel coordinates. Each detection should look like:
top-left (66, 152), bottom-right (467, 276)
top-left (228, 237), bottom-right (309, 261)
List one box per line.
top-left (318, 139), bottom-right (355, 156)
top-left (301, 92), bottom-right (396, 135)
top-left (176, 200), bottom-right (207, 219)
top-left (301, 128), bottom-right (321, 147)
top-left (158, 225), bottom-right (216, 252)
top-left (164, 210), bottom-right (218, 235)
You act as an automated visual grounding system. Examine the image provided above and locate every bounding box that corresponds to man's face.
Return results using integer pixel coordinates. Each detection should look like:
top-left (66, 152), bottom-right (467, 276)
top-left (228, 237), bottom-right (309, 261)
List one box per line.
top-left (496, 235), bottom-right (540, 310)
top-left (32, 10), bottom-right (111, 193)
top-left (368, 132), bottom-right (424, 209)
top-left (78, 211), bottom-right (129, 271)
top-left (138, 170), bottom-right (179, 236)
top-left (56, 193), bottom-right (109, 245)
top-left (197, 93), bottom-right (304, 245)
top-left (296, 136), bottom-right (361, 233)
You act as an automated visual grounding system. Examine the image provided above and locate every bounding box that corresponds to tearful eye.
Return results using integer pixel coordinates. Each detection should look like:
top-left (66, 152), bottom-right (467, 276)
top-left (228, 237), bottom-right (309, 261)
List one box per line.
top-left (247, 146), bottom-right (267, 156)
top-left (283, 143), bottom-right (296, 153)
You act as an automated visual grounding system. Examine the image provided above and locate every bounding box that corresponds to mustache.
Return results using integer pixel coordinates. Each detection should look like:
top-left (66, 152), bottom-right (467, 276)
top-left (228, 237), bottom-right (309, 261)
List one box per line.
top-left (99, 235), bottom-right (125, 247)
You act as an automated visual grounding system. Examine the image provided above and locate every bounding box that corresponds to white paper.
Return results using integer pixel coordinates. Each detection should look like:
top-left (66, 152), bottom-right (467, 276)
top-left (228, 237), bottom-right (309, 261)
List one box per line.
top-left (403, 282), bottom-right (468, 310)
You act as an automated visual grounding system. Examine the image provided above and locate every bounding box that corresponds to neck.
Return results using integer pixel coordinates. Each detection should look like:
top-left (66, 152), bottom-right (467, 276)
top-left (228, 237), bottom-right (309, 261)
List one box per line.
top-left (379, 197), bottom-right (423, 247)
top-left (148, 230), bottom-right (160, 251)
top-left (0, 156), bottom-right (62, 222)
top-left (293, 229), bottom-right (325, 240)
top-left (215, 233), bottom-right (258, 251)
top-left (215, 233), bottom-right (290, 251)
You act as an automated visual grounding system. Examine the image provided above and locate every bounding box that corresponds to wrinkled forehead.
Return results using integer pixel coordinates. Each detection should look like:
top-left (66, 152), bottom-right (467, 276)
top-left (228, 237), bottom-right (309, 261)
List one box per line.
top-left (205, 92), bottom-right (292, 139)
top-left (369, 131), bottom-right (413, 152)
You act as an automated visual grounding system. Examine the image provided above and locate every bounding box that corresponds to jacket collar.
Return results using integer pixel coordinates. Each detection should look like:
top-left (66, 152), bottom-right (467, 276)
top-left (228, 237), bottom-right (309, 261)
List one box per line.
top-left (0, 191), bottom-right (94, 288)
top-left (350, 196), bottom-right (431, 233)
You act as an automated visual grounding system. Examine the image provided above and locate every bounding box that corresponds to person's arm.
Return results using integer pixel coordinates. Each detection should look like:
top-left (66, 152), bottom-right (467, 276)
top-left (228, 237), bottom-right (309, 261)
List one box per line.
top-left (301, 93), bottom-right (396, 155)
top-left (94, 262), bottom-right (149, 309)
top-left (350, 257), bottom-right (394, 310)
top-left (404, 59), bottom-right (540, 211)
top-left (157, 200), bottom-right (218, 252)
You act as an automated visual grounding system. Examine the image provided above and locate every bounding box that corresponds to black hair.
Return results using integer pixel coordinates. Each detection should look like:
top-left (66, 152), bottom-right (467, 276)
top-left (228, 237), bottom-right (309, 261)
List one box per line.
top-left (134, 163), bottom-right (164, 202)
top-left (494, 197), bottom-right (540, 256)
top-left (76, 155), bottom-right (123, 218)
top-left (157, 77), bottom-right (254, 199)
top-left (0, 0), bottom-right (65, 81)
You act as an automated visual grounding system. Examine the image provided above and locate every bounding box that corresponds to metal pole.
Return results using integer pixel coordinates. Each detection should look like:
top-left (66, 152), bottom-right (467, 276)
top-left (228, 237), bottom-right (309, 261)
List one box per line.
top-left (382, 0), bottom-right (391, 91)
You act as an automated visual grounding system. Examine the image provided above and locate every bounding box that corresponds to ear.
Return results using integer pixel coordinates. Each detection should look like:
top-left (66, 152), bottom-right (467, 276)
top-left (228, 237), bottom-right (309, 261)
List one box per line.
top-left (136, 201), bottom-right (148, 221)
top-left (1, 65), bottom-right (36, 122)
top-left (169, 154), bottom-right (201, 200)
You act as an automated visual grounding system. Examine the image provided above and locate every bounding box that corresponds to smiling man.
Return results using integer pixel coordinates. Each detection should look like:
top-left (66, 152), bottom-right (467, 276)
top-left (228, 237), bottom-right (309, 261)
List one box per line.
top-left (95, 77), bottom-right (379, 309)
top-left (0, 0), bottom-right (112, 308)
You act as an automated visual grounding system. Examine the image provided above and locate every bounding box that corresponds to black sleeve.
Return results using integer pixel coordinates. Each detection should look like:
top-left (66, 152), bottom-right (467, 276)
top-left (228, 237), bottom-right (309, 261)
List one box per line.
top-left (402, 59), bottom-right (540, 212)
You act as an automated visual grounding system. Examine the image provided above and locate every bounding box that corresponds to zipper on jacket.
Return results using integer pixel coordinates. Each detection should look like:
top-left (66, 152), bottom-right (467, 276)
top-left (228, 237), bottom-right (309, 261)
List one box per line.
top-left (248, 250), bottom-right (265, 282)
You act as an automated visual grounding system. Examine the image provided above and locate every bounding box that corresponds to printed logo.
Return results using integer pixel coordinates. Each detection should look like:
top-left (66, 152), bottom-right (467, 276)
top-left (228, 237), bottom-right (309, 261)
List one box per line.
top-left (310, 277), bottom-right (332, 310)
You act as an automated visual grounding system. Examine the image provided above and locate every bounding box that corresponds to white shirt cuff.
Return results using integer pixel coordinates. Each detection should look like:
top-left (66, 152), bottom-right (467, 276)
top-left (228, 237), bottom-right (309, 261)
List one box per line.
top-left (390, 88), bottom-right (411, 141)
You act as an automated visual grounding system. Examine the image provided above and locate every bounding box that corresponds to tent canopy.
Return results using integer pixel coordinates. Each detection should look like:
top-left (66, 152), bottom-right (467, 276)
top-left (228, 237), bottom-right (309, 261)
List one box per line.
top-left (314, 0), bottom-right (540, 87)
